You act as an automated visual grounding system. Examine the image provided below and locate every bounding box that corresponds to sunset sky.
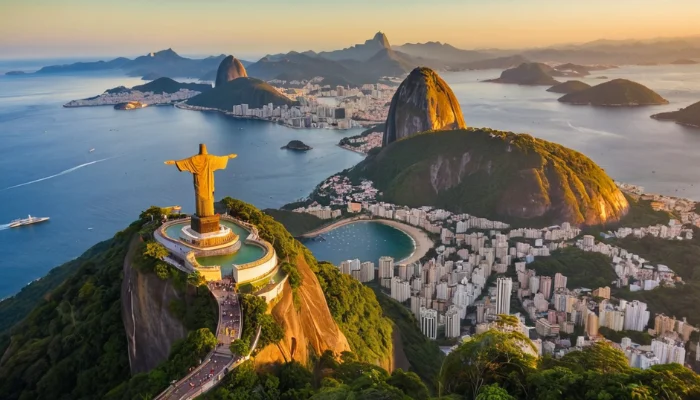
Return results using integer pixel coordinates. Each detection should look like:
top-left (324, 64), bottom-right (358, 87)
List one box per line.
top-left (2, 0), bottom-right (700, 60)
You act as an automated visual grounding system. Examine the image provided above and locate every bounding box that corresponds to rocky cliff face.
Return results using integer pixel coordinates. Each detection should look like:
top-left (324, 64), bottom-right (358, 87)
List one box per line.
top-left (215, 55), bottom-right (248, 88)
top-left (121, 245), bottom-right (188, 374)
top-left (383, 67), bottom-right (466, 146)
top-left (356, 128), bottom-right (629, 226)
top-left (255, 254), bottom-right (351, 366)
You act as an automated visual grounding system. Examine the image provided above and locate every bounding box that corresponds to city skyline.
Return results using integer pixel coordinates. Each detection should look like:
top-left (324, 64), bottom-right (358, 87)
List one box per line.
top-left (2, 0), bottom-right (700, 59)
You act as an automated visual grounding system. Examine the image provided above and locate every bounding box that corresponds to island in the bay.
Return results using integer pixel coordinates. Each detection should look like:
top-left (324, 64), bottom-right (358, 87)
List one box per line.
top-left (651, 99), bottom-right (700, 128)
top-left (547, 80), bottom-right (591, 94)
top-left (280, 140), bottom-right (312, 151)
top-left (558, 78), bottom-right (669, 106)
top-left (485, 62), bottom-right (560, 85)
top-left (4, 70), bottom-right (26, 75)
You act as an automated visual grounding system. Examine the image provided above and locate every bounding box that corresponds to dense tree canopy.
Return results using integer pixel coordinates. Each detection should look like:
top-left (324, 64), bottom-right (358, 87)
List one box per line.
top-left (203, 355), bottom-right (428, 400)
top-left (437, 323), bottom-right (700, 400)
top-left (312, 260), bottom-right (393, 365)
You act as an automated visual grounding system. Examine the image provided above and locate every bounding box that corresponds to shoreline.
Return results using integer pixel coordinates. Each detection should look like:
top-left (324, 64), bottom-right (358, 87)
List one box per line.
top-left (301, 216), bottom-right (434, 265)
top-left (336, 144), bottom-right (368, 156)
top-left (176, 103), bottom-right (367, 131)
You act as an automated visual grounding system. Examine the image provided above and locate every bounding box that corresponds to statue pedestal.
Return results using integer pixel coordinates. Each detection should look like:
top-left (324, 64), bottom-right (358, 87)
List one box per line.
top-left (192, 214), bottom-right (220, 234)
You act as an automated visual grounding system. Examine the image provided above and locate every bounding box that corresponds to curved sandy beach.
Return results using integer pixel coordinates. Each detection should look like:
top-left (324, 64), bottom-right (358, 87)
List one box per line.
top-left (301, 217), bottom-right (434, 265)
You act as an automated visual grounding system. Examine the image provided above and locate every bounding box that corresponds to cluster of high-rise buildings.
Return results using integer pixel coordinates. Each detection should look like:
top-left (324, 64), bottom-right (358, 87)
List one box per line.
top-left (320, 178), bottom-right (697, 368)
top-left (259, 79), bottom-right (396, 128)
top-left (228, 102), bottom-right (361, 130)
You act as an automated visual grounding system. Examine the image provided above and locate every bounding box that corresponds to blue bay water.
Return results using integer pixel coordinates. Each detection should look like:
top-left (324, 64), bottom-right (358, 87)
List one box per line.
top-left (301, 222), bottom-right (414, 266)
top-left (0, 70), bottom-right (363, 298)
top-left (3, 63), bottom-right (700, 298)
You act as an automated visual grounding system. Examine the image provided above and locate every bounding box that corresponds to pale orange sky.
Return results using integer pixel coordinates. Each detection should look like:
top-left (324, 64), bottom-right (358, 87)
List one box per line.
top-left (1, 0), bottom-right (700, 59)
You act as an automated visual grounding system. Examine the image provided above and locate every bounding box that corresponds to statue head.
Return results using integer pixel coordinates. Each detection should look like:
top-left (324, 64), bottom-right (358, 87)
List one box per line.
top-left (199, 143), bottom-right (208, 155)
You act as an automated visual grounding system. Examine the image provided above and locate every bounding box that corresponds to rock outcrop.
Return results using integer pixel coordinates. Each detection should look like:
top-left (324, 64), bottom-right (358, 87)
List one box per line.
top-left (215, 55), bottom-right (248, 88)
top-left (281, 140), bottom-right (312, 151)
top-left (255, 254), bottom-right (350, 366)
top-left (383, 67), bottom-right (466, 146)
top-left (547, 80), bottom-right (591, 94)
top-left (122, 242), bottom-right (188, 373)
top-left (486, 62), bottom-right (559, 85)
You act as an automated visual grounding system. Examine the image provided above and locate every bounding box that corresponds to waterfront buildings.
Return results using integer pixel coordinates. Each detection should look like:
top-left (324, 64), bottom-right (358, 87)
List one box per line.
top-left (359, 261), bottom-right (375, 283)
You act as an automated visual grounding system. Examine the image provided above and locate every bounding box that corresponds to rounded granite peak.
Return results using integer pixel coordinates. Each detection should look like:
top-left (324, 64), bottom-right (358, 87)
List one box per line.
top-left (383, 67), bottom-right (467, 146)
top-left (215, 55), bottom-right (248, 88)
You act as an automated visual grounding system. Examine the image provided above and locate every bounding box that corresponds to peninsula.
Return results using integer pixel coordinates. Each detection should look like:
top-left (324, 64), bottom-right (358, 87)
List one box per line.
top-left (546, 80), bottom-right (591, 94)
top-left (651, 100), bottom-right (700, 128)
top-left (485, 62), bottom-right (559, 85)
top-left (64, 77), bottom-right (210, 107)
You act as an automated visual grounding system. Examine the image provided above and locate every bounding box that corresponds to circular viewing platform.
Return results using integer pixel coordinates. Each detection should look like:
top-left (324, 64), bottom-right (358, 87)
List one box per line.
top-left (157, 216), bottom-right (278, 285)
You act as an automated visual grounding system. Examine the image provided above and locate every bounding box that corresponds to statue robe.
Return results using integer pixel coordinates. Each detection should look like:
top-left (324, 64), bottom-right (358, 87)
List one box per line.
top-left (174, 154), bottom-right (229, 217)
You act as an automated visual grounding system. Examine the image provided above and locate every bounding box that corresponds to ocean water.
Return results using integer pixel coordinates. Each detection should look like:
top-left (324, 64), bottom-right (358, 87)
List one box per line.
top-left (301, 222), bottom-right (414, 266)
top-left (2, 63), bottom-right (700, 298)
top-left (443, 64), bottom-right (700, 198)
top-left (0, 69), bottom-right (363, 298)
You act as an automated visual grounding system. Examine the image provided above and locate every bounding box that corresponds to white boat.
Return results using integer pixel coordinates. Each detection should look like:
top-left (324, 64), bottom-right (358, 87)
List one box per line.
top-left (89, 148), bottom-right (95, 152)
top-left (9, 215), bottom-right (50, 228)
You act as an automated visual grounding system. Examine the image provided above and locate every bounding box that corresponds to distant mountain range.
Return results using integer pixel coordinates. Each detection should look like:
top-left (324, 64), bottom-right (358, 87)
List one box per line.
top-left (36, 49), bottom-right (251, 80)
top-left (33, 33), bottom-right (700, 87)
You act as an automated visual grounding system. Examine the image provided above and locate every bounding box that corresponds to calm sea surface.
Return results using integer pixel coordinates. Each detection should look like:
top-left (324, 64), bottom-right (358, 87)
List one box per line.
top-left (302, 222), bottom-right (414, 266)
top-left (2, 62), bottom-right (700, 298)
top-left (0, 68), bottom-right (364, 298)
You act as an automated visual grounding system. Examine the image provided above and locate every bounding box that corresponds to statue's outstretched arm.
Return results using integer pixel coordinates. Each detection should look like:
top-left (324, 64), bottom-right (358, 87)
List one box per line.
top-left (228, 154), bottom-right (238, 159)
top-left (164, 160), bottom-right (176, 165)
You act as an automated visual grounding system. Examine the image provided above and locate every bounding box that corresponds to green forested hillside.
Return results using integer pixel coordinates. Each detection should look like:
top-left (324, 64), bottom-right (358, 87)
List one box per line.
top-left (559, 78), bottom-right (668, 106)
top-left (131, 77), bottom-right (212, 94)
top-left (652, 100), bottom-right (700, 128)
top-left (0, 226), bottom-right (135, 400)
top-left (351, 128), bottom-right (629, 226)
top-left (0, 239), bottom-right (112, 333)
top-left (186, 77), bottom-right (295, 110)
top-left (0, 218), bottom-right (218, 400)
top-left (527, 248), bottom-right (617, 288)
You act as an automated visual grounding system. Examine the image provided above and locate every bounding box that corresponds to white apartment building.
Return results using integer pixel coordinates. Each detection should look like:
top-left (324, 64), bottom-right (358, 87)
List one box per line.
top-left (420, 307), bottom-right (438, 340)
top-left (496, 277), bottom-right (513, 315)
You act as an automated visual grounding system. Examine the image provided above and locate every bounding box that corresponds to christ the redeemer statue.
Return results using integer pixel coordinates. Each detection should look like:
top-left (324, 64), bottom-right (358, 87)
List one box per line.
top-left (165, 144), bottom-right (237, 230)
